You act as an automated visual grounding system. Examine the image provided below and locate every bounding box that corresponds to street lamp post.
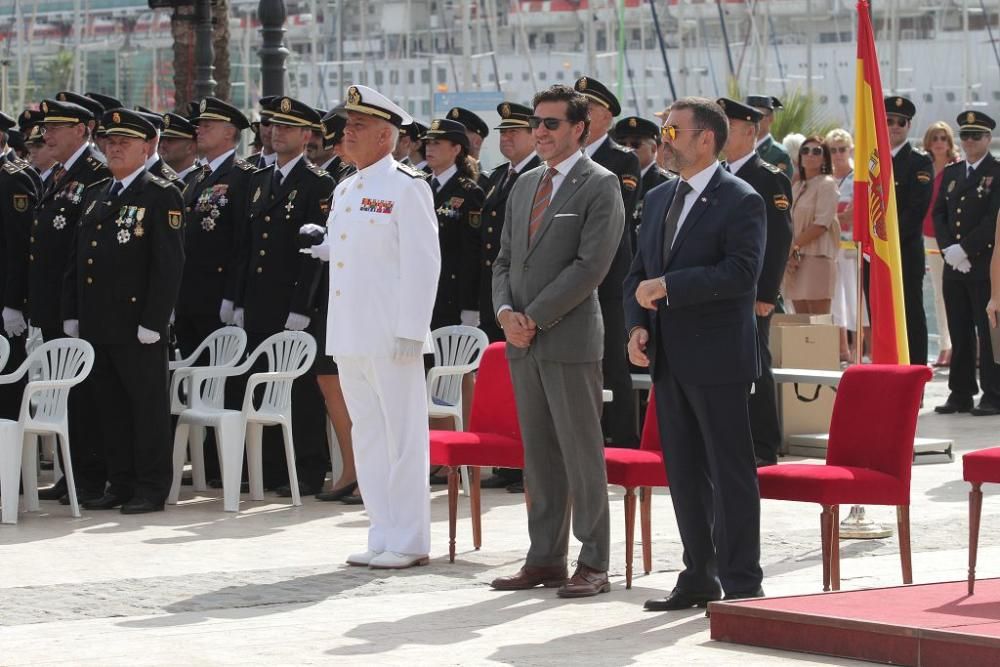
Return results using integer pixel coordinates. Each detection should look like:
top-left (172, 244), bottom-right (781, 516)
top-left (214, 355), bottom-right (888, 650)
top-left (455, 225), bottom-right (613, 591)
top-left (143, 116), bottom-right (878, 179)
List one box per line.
top-left (193, 0), bottom-right (217, 98)
top-left (258, 0), bottom-right (289, 96)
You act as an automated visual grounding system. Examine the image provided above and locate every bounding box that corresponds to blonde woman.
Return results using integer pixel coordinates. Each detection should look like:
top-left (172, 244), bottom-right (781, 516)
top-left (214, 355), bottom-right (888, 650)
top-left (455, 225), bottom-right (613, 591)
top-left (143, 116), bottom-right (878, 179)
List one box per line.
top-left (923, 121), bottom-right (960, 366)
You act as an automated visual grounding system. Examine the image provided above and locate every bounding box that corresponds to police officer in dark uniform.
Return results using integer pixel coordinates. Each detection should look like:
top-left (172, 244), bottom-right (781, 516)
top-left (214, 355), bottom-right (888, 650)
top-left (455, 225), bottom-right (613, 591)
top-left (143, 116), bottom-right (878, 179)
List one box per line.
top-left (719, 97), bottom-right (794, 465)
top-left (244, 96), bottom-right (278, 168)
top-left (63, 109), bottom-right (185, 514)
top-left (133, 108), bottom-right (181, 184)
top-left (746, 95), bottom-right (793, 178)
top-left (934, 110), bottom-right (1000, 415)
top-left (447, 107), bottom-right (492, 191)
top-left (884, 96), bottom-right (934, 367)
top-left (235, 96), bottom-right (334, 495)
top-left (612, 115), bottom-right (672, 251)
top-left (159, 112), bottom-right (201, 187)
top-left (574, 75), bottom-right (639, 447)
top-left (423, 118), bottom-right (484, 330)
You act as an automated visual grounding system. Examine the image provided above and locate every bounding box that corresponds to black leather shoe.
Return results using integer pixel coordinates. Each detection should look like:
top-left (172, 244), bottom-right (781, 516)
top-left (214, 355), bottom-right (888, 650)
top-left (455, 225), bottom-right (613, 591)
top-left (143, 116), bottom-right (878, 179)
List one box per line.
top-left (724, 586), bottom-right (765, 601)
top-left (644, 588), bottom-right (722, 611)
top-left (480, 475), bottom-right (512, 489)
top-left (935, 398), bottom-right (973, 414)
top-left (340, 493), bottom-right (364, 505)
top-left (275, 481), bottom-right (320, 498)
top-left (506, 481), bottom-right (524, 494)
top-left (971, 403), bottom-right (1000, 417)
top-left (120, 498), bottom-right (164, 514)
top-left (315, 481), bottom-right (358, 502)
top-left (59, 489), bottom-right (104, 506)
top-left (37, 478), bottom-right (68, 501)
top-left (82, 493), bottom-right (130, 510)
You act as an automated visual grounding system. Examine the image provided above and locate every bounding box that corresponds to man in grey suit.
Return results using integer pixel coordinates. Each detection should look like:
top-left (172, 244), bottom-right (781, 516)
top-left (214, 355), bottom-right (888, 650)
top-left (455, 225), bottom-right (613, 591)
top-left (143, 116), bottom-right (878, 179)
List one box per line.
top-left (490, 84), bottom-right (626, 598)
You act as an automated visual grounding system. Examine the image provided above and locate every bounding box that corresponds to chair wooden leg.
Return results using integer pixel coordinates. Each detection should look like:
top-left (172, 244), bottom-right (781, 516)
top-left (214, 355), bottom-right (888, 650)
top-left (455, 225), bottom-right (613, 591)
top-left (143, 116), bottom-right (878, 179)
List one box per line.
top-left (470, 466), bottom-right (482, 550)
top-left (831, 504), bottom-right (841, 591)
top-left (820, 505), bottom-right (833, 592)
top-left (623, 487), bottom-right (636, 589)
top-left (447, 467), bottom-right (459, 563)
top-left (897, 505), bottom-right (912, 586)
top-left (969, 483), bottom-right (983, 595)
top-left (640, 486), bottom-right (652, 575)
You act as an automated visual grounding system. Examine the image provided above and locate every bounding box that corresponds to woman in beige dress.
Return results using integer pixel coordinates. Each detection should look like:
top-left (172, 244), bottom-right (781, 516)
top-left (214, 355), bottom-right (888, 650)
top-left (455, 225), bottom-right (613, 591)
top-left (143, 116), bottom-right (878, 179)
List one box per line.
top-left (784, 136), bottom-right (840, 314)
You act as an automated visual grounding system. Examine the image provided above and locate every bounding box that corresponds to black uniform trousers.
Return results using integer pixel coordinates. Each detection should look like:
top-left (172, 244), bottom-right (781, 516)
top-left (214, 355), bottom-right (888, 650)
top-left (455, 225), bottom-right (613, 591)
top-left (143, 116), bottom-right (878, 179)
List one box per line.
top-left (240, 330), bottom-right (328, 490)
top-left (92, 341), bottom-right (172, 503)
top-left (943, 278), bottom-right (1000, 407)
top-left (599, 292), bottom-right (638, 447)
top-left (39, 328), bottom-right (106, 494)
top-left (748, 313), bottom-right (781, 463)
top-left (901, 239), bottom-right (928, 366)
top-left (652, 338), bottom-right (763, 596)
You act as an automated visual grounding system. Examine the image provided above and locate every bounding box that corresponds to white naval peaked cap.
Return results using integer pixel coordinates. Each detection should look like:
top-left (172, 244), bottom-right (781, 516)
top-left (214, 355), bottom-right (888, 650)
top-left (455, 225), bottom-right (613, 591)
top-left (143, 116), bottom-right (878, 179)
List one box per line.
top-left (341, 85), bottom-right (413, 128)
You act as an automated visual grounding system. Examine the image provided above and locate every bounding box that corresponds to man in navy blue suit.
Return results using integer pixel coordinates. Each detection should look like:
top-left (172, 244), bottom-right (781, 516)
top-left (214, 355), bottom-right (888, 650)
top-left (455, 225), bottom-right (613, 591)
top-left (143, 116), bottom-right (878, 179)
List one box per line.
top-left (624, 97), bottom-right (766, 610)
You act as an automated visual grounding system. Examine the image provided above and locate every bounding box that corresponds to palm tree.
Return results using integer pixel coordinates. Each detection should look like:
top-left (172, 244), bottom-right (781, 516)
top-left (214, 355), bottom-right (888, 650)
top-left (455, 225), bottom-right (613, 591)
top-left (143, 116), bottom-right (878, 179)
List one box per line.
top-left (171, 0), bottom-right (231, 112)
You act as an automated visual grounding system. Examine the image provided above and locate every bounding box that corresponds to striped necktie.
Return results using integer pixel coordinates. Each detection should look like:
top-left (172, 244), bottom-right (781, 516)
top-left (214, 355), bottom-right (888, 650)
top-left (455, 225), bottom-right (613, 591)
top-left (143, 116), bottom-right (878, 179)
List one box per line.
top-left (528, 167), bottom-right (558, 242)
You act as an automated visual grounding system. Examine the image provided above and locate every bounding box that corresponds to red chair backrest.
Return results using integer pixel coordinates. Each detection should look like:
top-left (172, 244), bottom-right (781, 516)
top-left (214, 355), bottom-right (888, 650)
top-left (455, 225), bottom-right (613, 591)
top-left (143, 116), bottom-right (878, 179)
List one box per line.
top-left (468, 343), bottom-right (522, 440)
top-left (826, 364), bottom-right (932, 487)
top-left (640, 390), bottom-right (661, 452)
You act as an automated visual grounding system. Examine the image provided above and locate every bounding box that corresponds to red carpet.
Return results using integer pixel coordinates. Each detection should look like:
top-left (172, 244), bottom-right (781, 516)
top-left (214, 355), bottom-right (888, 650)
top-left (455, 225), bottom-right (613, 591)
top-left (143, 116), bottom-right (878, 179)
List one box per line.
top-left (709, 578), bottom-right (1000, 666)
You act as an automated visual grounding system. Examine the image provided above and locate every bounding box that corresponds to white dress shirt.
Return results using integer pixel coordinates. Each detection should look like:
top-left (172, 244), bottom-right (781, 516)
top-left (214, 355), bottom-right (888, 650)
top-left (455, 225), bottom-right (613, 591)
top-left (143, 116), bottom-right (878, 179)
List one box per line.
top-left (671, 161), bottom-right (721, 244)
top-left (63, 142), bottom-right (90, 172)
top-left (725, 151), bottom-right (755, 176)
top-left (113, 165), bottom-right (147, 195)
top-left (207, 148), bottom-right (237, 174)
top-left (584, 134), bottom-right (608, 158)
top-left (547, 148), bottom-right (584, 199)
top-left (431, 163), bottom-right (457, 190)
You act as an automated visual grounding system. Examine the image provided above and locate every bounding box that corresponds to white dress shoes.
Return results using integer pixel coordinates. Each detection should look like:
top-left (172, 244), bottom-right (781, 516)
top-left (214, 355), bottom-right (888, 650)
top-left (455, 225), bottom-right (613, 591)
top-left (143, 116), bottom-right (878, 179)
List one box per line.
top-left (368, 551), bottom-right (430, 569)
top-left (346, 549), bottom-right (382, 566)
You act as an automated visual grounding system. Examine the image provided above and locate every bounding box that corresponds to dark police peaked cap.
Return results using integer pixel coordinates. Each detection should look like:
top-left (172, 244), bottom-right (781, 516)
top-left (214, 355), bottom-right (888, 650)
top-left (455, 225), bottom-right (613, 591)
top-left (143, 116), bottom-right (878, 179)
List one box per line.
top-left (884, 96), bottom-right (916, 119)
top-left (195, 97), bottom-right (250, 130)
top-left (18, 109), bottom-right (42, 133)
top-left (400, 120), bottom-right (428, 142)
top-left (258, 95), bottom-right (278, 121)
top-left (423, 118), bottom-right (470, 150)
top-left (716, 98), bottom-right (764, 123)
top-left (0, 111), bottom-right (15, 132)
top-left (101, 108), bottom-right (157, 140)
top-left (745, 95), bottom-right (783, 111)
top-left (957, 110), bottom-right (996, 132)
top-left (612, 116), bottom-right (662, 143)
top-left (56, 92), bottom-right (105, 121)
top-left (447, 107), bottom-right (489, 138)
top-left (495, 102), bottom-right (532, 130)
top-left (40, 98), bottom-right (93, 123)
top-left (161, 112), bottom-right (197, 140)
top-left (574, 76), bottom-right (621, 116)
top-left (134, 106), bottom-right (165, 131)
top-left (321, 110), bottom-right (347, 148)
top-left (265, 97), bottom-right (322, 128)
top-left (86, 92), bottom-right (123, 112)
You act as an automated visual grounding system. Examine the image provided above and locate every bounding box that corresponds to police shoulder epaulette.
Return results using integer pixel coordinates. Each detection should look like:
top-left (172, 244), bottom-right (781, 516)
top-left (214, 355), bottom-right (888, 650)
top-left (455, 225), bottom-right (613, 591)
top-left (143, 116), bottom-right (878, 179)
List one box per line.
top-left (86, 156), bottom-right (104, 170)
top-left (761, 160), bottom-right (782, 175)
top-left (2, 160), bottom-right (25, 175)
top-left (460, 177), bottom-right (479, 191)
top-left (86, 176), bottom-right (111, 189)
top-left (148, 174), bottom-right (174, 189)
top-left (396, 162), bottom-right (426, 179)
top-left (306, 163), bottom-right (329, 178)
top-left (234, 158), bottom-right (255, 172)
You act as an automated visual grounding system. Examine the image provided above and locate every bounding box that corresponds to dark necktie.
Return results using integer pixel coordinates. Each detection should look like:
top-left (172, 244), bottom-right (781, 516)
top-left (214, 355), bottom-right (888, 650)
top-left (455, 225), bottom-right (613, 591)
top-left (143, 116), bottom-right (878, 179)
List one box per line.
top-left (430, 177), bottom-right (441, 193)
top-left (271, 168), bottom-right (283, 196)
top-left (967, 164), bottom-right (974, 180)
top-left (504, 167), bottom-right (519, 193)
top-left (108, 181), bottom-right (123, 199)
top-left (662, 181), bottom-right (693, 263)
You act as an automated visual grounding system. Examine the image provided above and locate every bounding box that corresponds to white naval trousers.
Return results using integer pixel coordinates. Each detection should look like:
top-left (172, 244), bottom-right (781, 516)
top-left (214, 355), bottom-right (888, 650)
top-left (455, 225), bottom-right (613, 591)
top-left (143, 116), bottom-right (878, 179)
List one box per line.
top-left (335, 354), bottom-right (431, 555)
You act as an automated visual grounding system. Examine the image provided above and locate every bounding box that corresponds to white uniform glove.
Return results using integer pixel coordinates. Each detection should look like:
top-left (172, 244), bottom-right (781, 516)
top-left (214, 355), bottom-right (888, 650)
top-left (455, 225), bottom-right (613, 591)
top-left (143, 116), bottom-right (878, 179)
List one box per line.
top-left (392, 337), bottom-right (425, 361)
top-left (63, 319), bottom-right (79, 338)
top-left (2, 308), bottom-right (27, 338)
top-left (299, 223), bottom-right (330, 261)
top-left (285, 312), bottom-right (311, 331)
top-left (307, 242), bottom-right (331, 261)
top-left (219, 299), bottom-right (235, 325)
top-left (137, 325), bottom-right (161, 344)
top-left (943, 243), bottom-right (968, 269)
top-left (233, 308), bottom-right (245, 328)
top-left (460, 310), bottom-right (479, 327)
top-left (956, 258), bottom-right (973, 274)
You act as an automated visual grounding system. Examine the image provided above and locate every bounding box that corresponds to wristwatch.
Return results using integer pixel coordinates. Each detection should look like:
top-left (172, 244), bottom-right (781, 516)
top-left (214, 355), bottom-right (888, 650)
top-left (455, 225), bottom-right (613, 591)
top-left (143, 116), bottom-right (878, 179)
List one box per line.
top-left (658, 276), bottom-right (667, 292)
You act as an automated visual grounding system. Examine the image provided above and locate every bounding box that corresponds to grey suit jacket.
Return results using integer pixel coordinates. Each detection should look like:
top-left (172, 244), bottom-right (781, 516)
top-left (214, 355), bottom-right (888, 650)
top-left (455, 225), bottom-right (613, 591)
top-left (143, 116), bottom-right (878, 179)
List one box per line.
top-left (492, 154), bottom-right (625, 362)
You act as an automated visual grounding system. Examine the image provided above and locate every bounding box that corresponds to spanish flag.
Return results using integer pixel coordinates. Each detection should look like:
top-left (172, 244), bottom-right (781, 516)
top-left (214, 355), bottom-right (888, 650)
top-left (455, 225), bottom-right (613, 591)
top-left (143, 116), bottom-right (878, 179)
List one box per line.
top-left (853, 0), bottom-right (909, 365)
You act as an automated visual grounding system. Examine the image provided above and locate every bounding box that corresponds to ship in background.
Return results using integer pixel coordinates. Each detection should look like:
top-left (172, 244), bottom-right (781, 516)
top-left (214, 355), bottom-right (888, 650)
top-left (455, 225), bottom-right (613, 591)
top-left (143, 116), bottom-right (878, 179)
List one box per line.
top-left (1, 0), bottom-right (996, 165)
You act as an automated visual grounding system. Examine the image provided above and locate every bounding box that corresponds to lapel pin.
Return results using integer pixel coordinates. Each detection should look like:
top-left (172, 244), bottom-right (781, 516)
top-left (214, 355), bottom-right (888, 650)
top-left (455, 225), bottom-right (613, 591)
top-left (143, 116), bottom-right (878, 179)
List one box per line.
top-left (700, 197), bottom-right (707, 203)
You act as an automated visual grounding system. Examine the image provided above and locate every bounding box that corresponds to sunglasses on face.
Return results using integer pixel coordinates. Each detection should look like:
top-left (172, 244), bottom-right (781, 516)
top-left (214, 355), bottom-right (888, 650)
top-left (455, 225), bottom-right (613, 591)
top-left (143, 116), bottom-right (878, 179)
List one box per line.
top-left (527, 116), bottom-right (573, 130)
top-left (660, 125), bottom-right (704, 142)
top-left (800, 146), bottom-right (824, 156)
top-left (960, 131), bottom-right (988, 142)
top-left (618, 140), bottom-right (645, 150)
top-left (887, 117), bottom-right (909, 128)
top-left (829, 145), bottom-right (851, 154)
top-left (930, 135), bottom-right (950, 143)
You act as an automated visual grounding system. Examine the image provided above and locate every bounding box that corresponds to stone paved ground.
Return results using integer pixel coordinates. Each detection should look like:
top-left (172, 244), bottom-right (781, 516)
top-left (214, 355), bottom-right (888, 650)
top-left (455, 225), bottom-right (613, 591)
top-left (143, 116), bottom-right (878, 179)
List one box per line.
top-left (1, 369), bottom-right (999, 665)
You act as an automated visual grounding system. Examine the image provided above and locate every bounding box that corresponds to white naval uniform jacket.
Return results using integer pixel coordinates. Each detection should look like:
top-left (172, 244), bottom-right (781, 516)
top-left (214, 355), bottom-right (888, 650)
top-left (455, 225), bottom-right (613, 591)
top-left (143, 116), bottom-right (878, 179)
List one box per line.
top-left (324, 153), bottom-right (441, 357)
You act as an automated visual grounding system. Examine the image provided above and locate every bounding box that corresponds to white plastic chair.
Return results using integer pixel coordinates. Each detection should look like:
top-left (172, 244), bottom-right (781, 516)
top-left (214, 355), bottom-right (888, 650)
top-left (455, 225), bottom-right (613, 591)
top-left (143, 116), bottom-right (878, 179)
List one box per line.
top-left (169, 331), bottom-right (316, 512)
top-left (168, 327), bottom-right (248, 495)
top-left (0, 339), bottom-right (94, 524)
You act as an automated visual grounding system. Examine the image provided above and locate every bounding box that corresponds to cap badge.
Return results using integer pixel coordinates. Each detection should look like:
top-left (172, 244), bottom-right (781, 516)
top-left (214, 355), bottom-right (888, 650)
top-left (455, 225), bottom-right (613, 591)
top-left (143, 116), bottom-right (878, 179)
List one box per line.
top-left (280, 98), bottom-right (292, 114)
top-left (967, 112), bottom-right (976, 124)
top-left (578, 77), bottom-right (588, 91)
top-left (41, 102), bottom-right (48, 113)
top-left (895, 97), bottom-right (903, 107)
top-left (200, 99), bottom-right (208, 113)
top-left (431, 119), bottom-right (441, 130)
top-left (450, 109), bottom-right (460, 119)
top-left (112, 112), bottom-right (121, 124)
top-left (348, 87), bottom-right (360, 105)
top-left (163, 115), bottom-right (170, 128)
top-left (501, 103), bottom-right (510, 119)
top-left (628, 118), bottom-right (637, 128)
top-left (58, 93), bottom-right (67, 101)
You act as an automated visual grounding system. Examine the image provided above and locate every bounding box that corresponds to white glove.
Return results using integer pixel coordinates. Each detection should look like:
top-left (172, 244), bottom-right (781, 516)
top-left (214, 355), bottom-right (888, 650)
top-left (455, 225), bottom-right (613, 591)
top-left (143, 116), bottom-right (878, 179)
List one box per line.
top-left (219, 299), bottom-right (235, 325)
top-left (169, 310), bottom-right (175, 326)
top-left (137, 325), bottom-right (161, 344)
top-left (2, 308), bottom-right (27, 338)
top-left (392, 337), bottom-right (424, 361)
top-left (956, 258), bottom-right (973, 274)
top-left (307, 243), bottom-right (331, 261)
top-left (285, 312), bottom-right (311, 331)
top-left (233, 308), bottom-right (245, 328)
top-left (943, 244), bottom-right (968, 269)
top-left (63, 320), bottom-right (79, 338)
top-left (460, 310), bottom-right (479, 327)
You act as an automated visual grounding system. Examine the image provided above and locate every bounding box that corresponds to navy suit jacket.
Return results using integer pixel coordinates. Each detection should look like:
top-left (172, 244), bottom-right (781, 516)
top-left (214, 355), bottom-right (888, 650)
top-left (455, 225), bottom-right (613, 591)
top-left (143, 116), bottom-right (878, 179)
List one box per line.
top-left (624, 165), bottom-right (766, 386)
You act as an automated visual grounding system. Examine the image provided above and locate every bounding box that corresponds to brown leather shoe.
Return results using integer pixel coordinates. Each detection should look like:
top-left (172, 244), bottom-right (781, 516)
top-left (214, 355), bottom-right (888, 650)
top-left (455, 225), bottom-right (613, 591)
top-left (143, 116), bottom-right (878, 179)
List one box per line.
top-left (557, 564), bottom-right (610, 598)
top-left (490, 565), bottom-right (568, 590)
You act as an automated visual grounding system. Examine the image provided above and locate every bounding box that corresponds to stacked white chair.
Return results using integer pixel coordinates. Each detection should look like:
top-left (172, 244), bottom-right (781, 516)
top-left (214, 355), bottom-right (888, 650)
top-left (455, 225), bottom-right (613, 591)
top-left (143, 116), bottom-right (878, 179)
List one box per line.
top-left (169, 331), bottom-right (316, 512)
top-left (0, 339), bottom-right (94, 524)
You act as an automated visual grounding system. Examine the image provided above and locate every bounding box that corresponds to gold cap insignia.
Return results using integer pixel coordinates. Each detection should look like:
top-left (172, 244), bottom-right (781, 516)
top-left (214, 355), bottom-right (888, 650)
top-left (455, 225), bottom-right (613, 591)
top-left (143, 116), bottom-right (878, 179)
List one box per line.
top-left (112, 112), bottom-right (121, 124)
top-left (578, 77), bottom-right (588, 91)
top-left (431, 119), bottom-right (441, 130)
top-left (450, 109), bottom-right (460, 119)
top-left (967, 112), bottom-right (976, 124)
top-left (280, 98), bottom-right (292, 114)
top-left (501, 104), bottom-right (511, 119)
top-left (200, 99), bottom-right (208, 113)
top-left (41, 102), bottom-right (48, 113)
top-left (163, 115), bottom-right (170, 128)
top-left (58, 93), bottom-right (67, 101)
top-left (895, 97), bottom-right (903, 107)
top-left (348, 87), bottom-right (360, 105)
top-left (628, 118), bottom-right (637, 128)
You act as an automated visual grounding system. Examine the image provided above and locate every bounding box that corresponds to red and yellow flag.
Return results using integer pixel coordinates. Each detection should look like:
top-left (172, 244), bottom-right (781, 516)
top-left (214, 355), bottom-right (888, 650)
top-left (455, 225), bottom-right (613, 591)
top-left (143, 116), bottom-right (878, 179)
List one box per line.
top-left (853, 0), bottom-right (909, 364)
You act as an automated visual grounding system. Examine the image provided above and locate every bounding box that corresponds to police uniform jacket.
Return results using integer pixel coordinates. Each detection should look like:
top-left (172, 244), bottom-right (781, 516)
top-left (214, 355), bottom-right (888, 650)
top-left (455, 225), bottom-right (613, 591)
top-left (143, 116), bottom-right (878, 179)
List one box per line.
top-left (238, 157), bottom-right (334, 333)
top-left (756, 135), bottom-right (793, 178)
top-left (2, 151), bottom-right (41, 195)
top-left (29, 146), bottom-right (108, 331)
top-left (933, 153), bottom-right (1000, 282)
top-left (431, 170), bottom-right (484, 328)
top-left (733, 155), bottom-right (793, 304)
top-left (591, 135), bottom-right (640, 299)
top-left (0, 160), bottom-right (36, 312)
top-left (62, 172), bottom-right (185, 343)
top-left (631, 164), bottom-right (672, 249)
top-left (892, 141), bottom-right (933, 247)
top-left (177, 153), bottom-right (256, 319)
top-left (147, 157), bottom-right (180, 185)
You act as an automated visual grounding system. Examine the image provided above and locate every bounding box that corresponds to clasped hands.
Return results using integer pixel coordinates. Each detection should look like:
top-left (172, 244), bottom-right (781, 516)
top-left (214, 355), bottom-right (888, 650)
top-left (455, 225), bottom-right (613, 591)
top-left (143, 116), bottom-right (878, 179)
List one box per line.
top-left (943, 244), bottom-right (971, 274)
top-left (498, 310), bottom-right (537, 348)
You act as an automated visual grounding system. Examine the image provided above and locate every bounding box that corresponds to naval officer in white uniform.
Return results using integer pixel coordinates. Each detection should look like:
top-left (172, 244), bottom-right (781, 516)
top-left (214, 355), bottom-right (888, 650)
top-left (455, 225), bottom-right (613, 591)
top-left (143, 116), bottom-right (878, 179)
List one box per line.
top-left (303, 85), bottom-right (441, 569)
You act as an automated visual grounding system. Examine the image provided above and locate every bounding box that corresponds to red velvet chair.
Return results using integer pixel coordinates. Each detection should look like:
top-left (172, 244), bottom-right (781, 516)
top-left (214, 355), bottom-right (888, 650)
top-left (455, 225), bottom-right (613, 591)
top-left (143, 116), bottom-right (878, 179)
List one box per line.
top-left (758, 364), bottom-right (932, 592)
top-left (963, 446), bottom-right (1000, 594)
top-left (429, 342), bottom-right (523, 563)
top-left (605, 395), bottom-right (668, 589)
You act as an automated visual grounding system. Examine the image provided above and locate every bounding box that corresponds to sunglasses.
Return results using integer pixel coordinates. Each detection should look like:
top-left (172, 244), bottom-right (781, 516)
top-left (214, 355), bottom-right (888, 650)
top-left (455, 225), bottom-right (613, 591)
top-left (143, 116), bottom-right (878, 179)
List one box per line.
top-left (829, 145), bottom-right (851, 154)
top-left (800, 146), bottom-right (824, 156)
top-left (528, 116), bottom-right (573, 130)
top-left (660, 125), bottom-right (704, 142)
top-left (887, 117), bottom-right (909, 128)
top-left (618, 140), bottom-right (646, 150)
top-left (960, 131), bottom-right (988, 142)
top-left (39, 123), bottom-right (80, 135)
top-left (930, 134), bottom-right (950, 143)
